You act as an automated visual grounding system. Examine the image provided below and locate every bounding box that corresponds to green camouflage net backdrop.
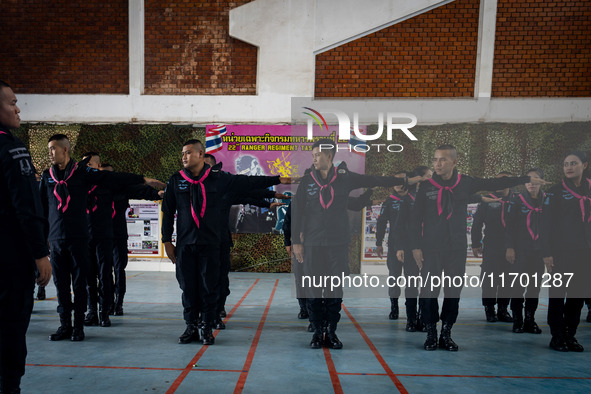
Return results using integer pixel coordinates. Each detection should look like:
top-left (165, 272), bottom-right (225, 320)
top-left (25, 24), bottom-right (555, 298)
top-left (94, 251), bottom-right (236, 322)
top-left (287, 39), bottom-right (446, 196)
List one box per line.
top-left (14, 121), bottom-right (591, 273)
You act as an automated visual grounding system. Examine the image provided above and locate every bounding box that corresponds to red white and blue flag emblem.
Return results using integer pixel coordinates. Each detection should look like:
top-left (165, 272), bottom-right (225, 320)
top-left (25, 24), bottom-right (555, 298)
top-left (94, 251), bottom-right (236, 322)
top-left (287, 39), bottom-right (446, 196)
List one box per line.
top-left (206, 124), bottom-right (227, 153)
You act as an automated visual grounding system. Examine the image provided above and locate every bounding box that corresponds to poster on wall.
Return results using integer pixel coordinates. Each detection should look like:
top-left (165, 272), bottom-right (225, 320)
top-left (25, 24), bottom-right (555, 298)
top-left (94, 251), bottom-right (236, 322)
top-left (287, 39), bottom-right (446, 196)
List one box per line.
top-left (205, 124), bottom-right (366, 233)
top-left (362, 205), bottom-right (387, 262)
top-left (126, 200), bottom-right (162, 257)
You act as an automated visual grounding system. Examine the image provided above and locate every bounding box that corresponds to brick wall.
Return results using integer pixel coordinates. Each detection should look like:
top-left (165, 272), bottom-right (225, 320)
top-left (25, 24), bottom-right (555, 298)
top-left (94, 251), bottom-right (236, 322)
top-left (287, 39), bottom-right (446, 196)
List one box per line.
top-left (314, 0), bottom-right (480, 98)
top-left (0, 1), bottom-right (128, 94)
top-left (493, 0), bottom-right (591, 97)
top-left (144, 0), bottom-right (257, 95)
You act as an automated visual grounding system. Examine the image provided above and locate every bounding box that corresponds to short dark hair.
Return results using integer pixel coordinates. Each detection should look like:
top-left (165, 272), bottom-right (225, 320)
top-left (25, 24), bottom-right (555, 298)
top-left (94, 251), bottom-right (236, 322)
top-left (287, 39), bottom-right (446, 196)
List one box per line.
top-left (0, 80), bottom-right (10, 89)
top-left (564, 150), bottom-right (588, 164)
top-left (183, 139), bottom-right (204, 152)
top-left (48, 134), bottom-right (69, 143)
top-left (204, 153), bottom-right (216, 164)
top-left (526, 167), bottom-right (544, 179)
top-left (48, 134), bottom-right (71, 150)
top-left (312, 138), bottom-right (336, 161)
top-left (436, 144), bottom-right (457, 159)
top-left (82, 151), bottom-right (100, 159)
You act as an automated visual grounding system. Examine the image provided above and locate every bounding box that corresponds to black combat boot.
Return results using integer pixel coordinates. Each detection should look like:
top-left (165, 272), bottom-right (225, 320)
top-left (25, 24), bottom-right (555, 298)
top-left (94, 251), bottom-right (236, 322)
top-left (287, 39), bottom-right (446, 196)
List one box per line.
top-left (49, 314), bottom-right (73, 341)
top-left (309, 322), bottom-right (323, 349)
top-left (71, 313), bottom-right (85, 341)
top-left (201, 323), bottom-right (215, 345)
top-left (439, 322), bottom-right (459, 351)
top-left (549, 335), bottom-right (569, 352)
top-left (99, 309), bottom-right (111, 327)
top-left (484, 306), bottom-right (497, 322)
top-left (523, 310), bottom-right (542, 334)
top-left (406, 304), bottom-right (417, 332)
top-left (298, 298), bottom-right (309, 319)
top-left (512, 309), bottom-right (524, 333)
top-left (114, 295), bottom-right (124, 316)
top-left (324, 323), bottom-right (343, 349)
top-left (71, 326), bottom-right (85, 342)
top-left (84, 306), bottom-right (99, 326)
top-left (36, 285), bottom-right (46, 300)
top-left (178, 323), bottom-right (200, 344)
top-left (389, 298), bottom-right (399, 320)
top-left (214, 318), bottom-right (226, 330)
top-left (416, 308), bottom-right (427, 332)
top-left (219, 308), bottom-right (227, 318)
top-left (565, 327), bottom-right (584, 352)
top-left (496, 305), bottom-right (513, 322)
top-left (424, 323), bottom-right (438, 351)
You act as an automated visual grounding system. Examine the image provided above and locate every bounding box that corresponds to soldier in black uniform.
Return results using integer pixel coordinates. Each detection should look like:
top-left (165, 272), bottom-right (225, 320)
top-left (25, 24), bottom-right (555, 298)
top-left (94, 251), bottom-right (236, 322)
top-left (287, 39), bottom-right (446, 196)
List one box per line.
top-left (162, 140), bottom-right (289, 345)
top-left (40, 134), bottom-right (162, 342)
top-left (411, 145), bottom-right (547, 351)
top-left (291, 139), bottom-right (426, 349)
top-left (82, 152), bottom-right (116, 327)
top-left (203, 153), bottom-right (287, 329)
top-left (287, 189), bottom-right (373, 332)
top-left (102, 163), bottom-right (163, 316)
top-left (0, 80), bottom-right (52, 394)
top-left (471, 172), bottom-right (515, 323)
top-left (505, 169), bottom-right (545, 335)
top-left (542, 151), bottom-right (591, 352)
top-left (376, 171), bottom-right (419, 329)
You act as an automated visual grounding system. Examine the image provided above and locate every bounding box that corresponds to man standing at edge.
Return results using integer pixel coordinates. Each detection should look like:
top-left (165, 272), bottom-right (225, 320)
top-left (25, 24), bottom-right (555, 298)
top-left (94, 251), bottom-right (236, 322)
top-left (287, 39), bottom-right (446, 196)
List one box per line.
top-left (411, 144), bottom-right (548, 352)
top-left (0, 80), bottom-right (52, 394)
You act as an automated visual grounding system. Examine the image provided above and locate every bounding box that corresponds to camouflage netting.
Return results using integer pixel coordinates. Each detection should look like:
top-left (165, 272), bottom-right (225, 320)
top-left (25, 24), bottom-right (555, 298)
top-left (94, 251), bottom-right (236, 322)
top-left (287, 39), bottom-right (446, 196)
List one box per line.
top-left (366, 122), bottom-right (591, 201)
top-left (14, 122), bottom-right (591, 273)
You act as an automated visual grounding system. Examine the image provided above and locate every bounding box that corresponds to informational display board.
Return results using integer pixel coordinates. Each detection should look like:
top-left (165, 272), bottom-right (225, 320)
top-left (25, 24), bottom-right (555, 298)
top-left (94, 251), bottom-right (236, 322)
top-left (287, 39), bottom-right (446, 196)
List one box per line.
top-left (126, 200), bottom-right (163, 257)
top-left (362, 205), bottom-right (387, 262)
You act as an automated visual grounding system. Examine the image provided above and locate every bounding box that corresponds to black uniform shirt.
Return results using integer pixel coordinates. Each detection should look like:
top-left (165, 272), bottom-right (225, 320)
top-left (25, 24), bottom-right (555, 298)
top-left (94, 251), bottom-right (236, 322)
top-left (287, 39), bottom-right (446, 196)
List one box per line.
top-left (87, 184), bottom-right (115, 240)
top-left (471, 192), bottom-right (514, 251)
top-left (505, 191), bottom-right (544, 251)
top-left (541, 179), bottom-right (591, 256)
top-left (161, 163), bottom-right (281, 246)
top-left (411, 170), bottom-right (530, 252)
top-left (0, 128), bottom-right (49, 261)
top-left (376, 191), bottom-right (415, 252)
top-left (40, 160), bottom-right (145, 241)
top-left (291, 162), bottom-right (407, 247)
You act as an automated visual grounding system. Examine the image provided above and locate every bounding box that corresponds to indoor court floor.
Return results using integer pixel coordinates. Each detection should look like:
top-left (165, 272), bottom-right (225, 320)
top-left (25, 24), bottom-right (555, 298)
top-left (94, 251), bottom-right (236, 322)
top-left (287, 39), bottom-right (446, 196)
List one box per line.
top-left (23, 271), bottom-right (591, 393)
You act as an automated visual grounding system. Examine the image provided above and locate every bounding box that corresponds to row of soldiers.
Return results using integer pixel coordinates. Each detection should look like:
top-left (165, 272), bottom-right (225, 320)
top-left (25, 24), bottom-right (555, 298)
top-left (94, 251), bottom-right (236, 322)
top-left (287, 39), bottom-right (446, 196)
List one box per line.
top-left (287, 139), bottom-right (590, 354)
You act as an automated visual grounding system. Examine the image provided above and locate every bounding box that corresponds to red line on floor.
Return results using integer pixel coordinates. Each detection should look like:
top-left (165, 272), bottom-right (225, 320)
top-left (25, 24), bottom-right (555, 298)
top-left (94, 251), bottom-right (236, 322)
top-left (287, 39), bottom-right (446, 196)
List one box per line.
top-left (233, 279), bottom-right (279, 394)
top-left (342, 304), bottom-right (408, 394)
top-left (323, 347), bottom-right (344, 393)
top-left (337, 372), bottom-right (388, 376)
top-left (397, 374), bottom-right (591, 380)
top-left (166, 279), bottom-right (260, 394)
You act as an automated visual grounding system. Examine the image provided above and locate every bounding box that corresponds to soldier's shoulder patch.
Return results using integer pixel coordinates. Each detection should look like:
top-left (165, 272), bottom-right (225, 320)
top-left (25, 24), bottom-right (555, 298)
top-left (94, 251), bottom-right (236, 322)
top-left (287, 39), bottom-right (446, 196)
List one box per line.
top-left (7, 146), bottom-right (35, 176)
